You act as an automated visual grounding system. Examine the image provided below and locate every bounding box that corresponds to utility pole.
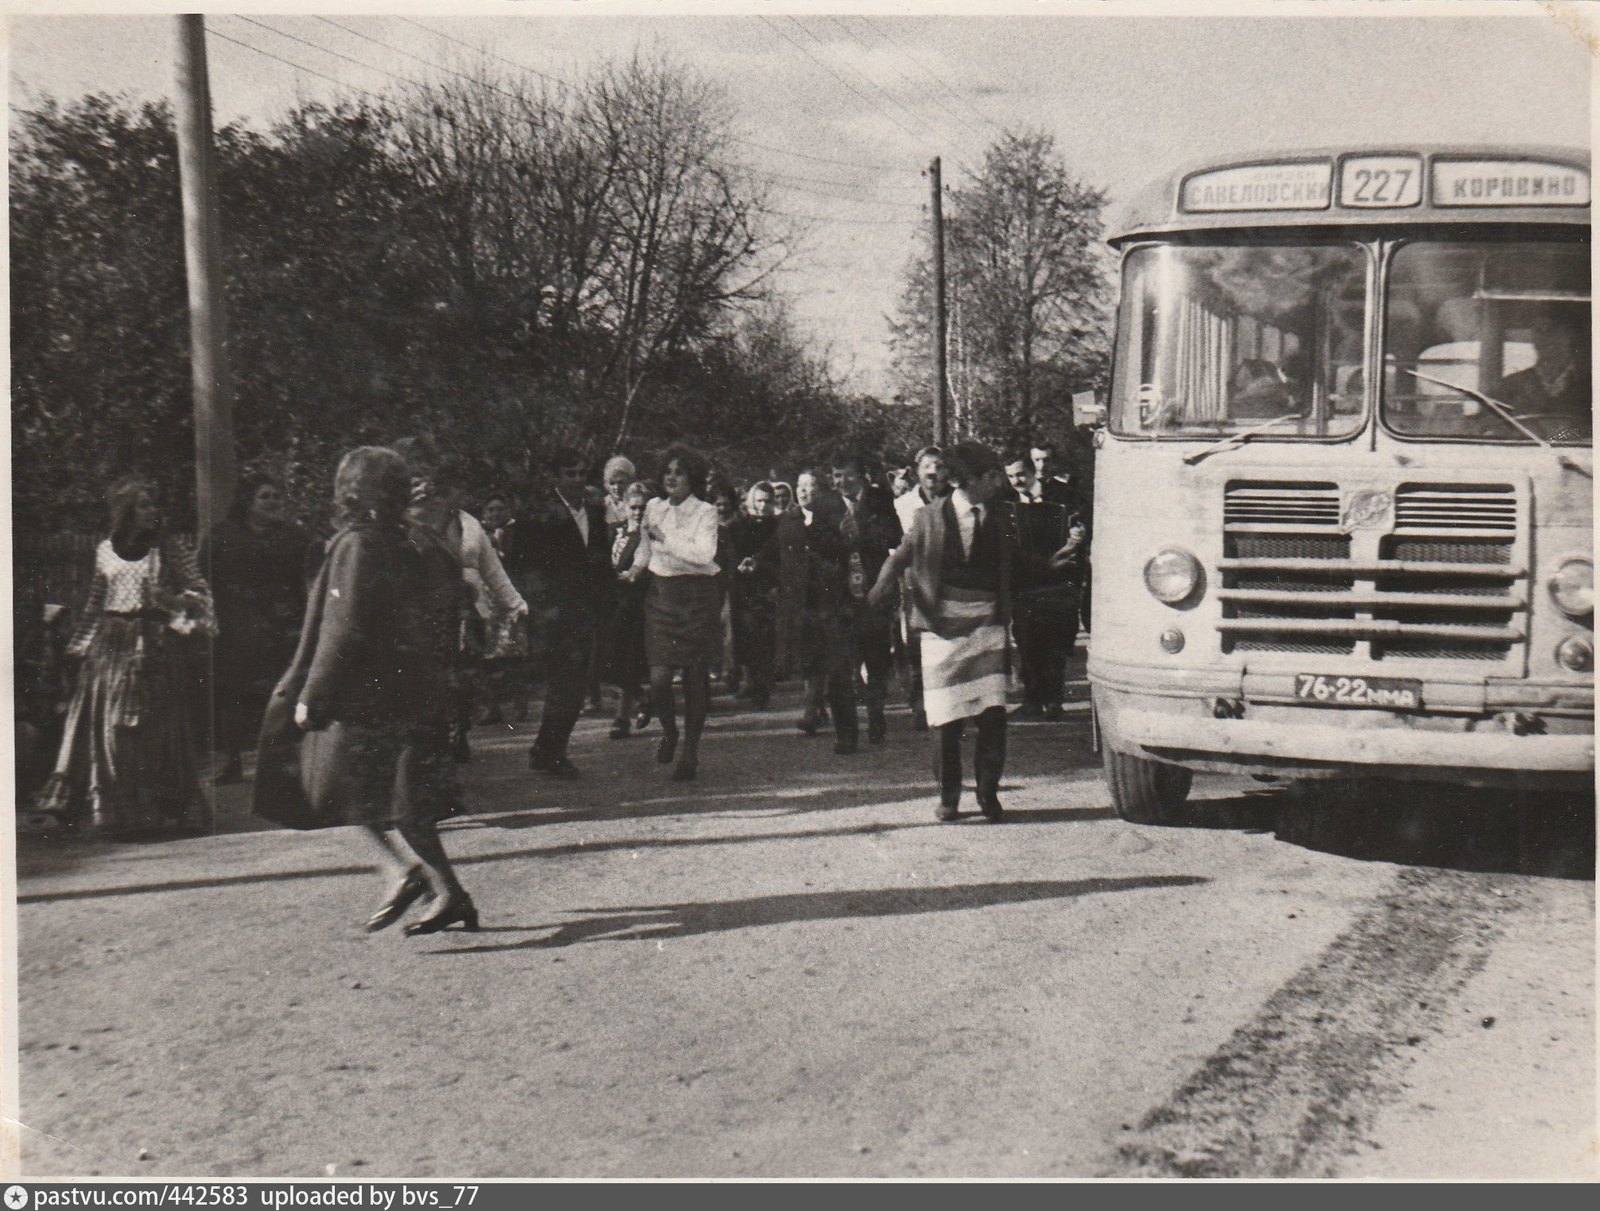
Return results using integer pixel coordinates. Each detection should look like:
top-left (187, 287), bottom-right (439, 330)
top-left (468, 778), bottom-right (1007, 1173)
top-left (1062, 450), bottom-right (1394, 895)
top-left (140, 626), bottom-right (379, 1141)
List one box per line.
top-left (174, 14), bottom-right (235, 536)
top-left (930, 156), bottom-right (949, 446)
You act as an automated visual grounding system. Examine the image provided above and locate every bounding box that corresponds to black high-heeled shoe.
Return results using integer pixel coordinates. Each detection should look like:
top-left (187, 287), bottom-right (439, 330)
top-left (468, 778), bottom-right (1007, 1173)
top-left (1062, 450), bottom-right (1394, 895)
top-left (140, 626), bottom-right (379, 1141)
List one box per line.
top-left (403, 894), bottom-right (480, 937)
top-left (366, 869), bottom-right (431, 933)
top-left (657, 732), bottom-right (678, 764)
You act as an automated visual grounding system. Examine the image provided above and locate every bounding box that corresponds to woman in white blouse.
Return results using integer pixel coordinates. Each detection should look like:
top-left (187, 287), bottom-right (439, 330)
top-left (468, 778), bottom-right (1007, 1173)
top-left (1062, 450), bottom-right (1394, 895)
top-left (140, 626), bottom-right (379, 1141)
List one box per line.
top-left (627, 445), bottom-right (721, 781)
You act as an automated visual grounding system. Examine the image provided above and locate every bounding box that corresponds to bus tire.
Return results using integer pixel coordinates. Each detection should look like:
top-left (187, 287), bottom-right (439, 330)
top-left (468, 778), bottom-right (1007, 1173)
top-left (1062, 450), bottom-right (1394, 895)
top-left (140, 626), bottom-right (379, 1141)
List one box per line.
top-left (1104, 748), bottom-right (1194, 825)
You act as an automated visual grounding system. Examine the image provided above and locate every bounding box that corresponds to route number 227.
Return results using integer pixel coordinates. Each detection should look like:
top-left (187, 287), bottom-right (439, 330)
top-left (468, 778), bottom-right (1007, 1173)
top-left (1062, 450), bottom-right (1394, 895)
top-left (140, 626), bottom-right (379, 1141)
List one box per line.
top-left (1341, 160), bottom-right (1422, 208)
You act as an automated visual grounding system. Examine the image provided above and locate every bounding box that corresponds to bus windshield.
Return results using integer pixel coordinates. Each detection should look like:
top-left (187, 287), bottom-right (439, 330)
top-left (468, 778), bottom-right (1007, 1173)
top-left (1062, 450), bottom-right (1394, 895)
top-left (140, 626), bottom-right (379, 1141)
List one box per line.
top-left (1112, 242), bottom-right (1368, 438)
top-left (1383, 240), bottom-right (1591, 444)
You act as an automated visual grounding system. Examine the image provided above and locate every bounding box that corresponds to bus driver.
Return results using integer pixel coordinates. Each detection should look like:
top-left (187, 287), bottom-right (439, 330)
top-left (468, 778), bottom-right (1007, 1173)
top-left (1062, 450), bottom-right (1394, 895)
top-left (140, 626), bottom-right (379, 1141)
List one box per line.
top-left (1498, 307), bottom-right (1590, 439)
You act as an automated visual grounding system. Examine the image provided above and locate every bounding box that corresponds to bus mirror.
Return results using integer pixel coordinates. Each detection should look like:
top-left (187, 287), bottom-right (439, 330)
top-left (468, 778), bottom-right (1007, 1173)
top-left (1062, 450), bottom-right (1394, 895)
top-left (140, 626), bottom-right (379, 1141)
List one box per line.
top-left (1073, 393), bottom-right (1107, 429)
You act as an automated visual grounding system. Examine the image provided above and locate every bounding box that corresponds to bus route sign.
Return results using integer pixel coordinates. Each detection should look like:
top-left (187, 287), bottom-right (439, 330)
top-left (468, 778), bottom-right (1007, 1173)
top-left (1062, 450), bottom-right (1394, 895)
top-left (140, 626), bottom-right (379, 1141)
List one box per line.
top-left (1433, 159), bottom-right (1589, 207)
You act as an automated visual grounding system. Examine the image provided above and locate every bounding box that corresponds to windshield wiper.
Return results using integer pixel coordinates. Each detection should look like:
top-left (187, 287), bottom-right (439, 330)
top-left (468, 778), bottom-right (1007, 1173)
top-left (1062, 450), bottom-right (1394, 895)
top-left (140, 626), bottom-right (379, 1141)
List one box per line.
top-left (1182, 413), bottom-right (1302, 465)
top-left (1403, 368), bottom-right (1591, 477)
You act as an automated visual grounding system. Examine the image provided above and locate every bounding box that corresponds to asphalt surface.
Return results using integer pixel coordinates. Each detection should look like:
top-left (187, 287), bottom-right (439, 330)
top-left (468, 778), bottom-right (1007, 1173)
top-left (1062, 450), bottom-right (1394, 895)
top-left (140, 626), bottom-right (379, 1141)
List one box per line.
top-left (11, 675), bottom-right (1596, 1179)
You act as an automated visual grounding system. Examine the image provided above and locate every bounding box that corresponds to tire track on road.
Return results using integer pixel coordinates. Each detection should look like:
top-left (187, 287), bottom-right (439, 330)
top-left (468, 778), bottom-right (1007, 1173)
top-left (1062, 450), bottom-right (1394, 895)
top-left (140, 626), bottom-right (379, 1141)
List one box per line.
top-left (1109, 865), bottom-right (1507, 1178)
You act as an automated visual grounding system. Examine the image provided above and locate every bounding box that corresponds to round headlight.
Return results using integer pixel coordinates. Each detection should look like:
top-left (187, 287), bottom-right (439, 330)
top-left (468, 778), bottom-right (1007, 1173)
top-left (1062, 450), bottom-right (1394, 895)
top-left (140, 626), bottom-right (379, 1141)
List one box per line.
top-left (1144, 548), bottom-right (1202, 605)
top-left (1549, 558), bottom-right (1594, 617)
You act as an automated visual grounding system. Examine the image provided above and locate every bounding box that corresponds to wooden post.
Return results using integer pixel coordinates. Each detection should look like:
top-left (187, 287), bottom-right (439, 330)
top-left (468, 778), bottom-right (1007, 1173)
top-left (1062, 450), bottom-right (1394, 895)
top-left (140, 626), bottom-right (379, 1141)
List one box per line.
top-left (174, 14), bottom-right (235, 536)
top-left (930, 156), bottom-right (949, 446)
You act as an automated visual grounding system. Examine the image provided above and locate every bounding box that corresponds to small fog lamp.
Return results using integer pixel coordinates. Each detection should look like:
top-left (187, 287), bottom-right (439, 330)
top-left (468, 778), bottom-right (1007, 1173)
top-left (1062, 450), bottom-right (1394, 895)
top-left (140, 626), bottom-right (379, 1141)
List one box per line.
top-left (1159, 628), bottom-right (1185, 653)
top-left (1556, 634), bottom-right (1593, 673)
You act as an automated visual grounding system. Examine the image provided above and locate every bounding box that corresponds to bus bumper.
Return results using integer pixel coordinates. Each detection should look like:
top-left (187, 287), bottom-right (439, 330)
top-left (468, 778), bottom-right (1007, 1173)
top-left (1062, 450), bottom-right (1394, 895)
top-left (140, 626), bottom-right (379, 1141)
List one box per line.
top-left (1091, 660), bottom-right (1594, 788)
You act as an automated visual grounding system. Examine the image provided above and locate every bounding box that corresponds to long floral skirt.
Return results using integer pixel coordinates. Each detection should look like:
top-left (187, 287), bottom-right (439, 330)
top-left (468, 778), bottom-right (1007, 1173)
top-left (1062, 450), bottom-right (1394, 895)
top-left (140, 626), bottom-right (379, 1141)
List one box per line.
top-left (33, 616), bottom-right (211, 836)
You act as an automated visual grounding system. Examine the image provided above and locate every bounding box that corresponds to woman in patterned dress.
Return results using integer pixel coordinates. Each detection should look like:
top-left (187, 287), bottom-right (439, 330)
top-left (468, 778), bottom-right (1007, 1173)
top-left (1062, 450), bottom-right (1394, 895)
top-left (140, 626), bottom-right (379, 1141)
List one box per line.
top-left (31, 477), bottom-right (216, 836)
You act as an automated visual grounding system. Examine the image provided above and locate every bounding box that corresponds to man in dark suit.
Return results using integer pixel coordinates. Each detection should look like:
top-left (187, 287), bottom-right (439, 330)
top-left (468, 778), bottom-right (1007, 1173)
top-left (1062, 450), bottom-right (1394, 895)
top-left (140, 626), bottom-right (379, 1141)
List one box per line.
top-left (1019, 439), bottom-right (1089, 720)
top-left (777, 470), bottom-right (853, 749)
top-left (832, 452), bottom-right (904, 747)
top-left (504, 447), bottom-right (613, 778)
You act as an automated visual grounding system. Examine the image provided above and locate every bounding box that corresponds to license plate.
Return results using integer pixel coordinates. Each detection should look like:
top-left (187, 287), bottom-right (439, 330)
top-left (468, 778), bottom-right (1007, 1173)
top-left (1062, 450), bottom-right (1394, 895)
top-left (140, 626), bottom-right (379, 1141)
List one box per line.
top-left (1293, 673), bottom-right (1422, 710)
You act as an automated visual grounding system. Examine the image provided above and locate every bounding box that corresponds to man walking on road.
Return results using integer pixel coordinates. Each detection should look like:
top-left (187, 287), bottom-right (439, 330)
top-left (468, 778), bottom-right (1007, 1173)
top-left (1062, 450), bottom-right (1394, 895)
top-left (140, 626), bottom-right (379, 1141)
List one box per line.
top-left (869, 442), bottom-right (1081, 821)
top-left (1031, 437), bottom-right (1093, 635)
top-left (1012, 444), bottom-right (1086, 721)
top-left (506, 447), bottom-right (614, 779)
top-left (832, 452), bottom-right (903, 746)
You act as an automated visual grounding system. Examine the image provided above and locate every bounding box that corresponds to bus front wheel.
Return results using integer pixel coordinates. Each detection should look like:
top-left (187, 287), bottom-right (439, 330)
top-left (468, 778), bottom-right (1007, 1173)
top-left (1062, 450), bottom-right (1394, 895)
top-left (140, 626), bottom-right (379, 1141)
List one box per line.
top-left (1104, 749), bottom-right (1194, 825)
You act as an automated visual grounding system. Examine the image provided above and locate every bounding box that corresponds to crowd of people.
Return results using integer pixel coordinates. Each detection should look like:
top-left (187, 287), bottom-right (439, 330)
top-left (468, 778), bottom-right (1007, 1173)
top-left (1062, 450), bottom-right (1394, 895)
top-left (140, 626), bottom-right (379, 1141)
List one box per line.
top-left (23, 433), bottom-right (1093, 933)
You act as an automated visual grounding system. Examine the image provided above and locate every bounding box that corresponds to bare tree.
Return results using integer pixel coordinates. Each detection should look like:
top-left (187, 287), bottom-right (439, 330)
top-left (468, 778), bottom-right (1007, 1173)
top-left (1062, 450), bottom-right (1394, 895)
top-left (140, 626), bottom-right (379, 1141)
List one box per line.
top-left (585, 53), bottom-right (784, 448)
top-left (386, 53), bottom-right (788, 457)
top-left (890, 129), bottom-right (1112, 447)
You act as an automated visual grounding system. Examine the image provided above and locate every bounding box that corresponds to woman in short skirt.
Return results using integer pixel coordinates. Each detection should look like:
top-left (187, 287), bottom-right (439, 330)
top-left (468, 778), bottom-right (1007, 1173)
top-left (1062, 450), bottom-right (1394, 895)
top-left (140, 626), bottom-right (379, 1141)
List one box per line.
top-left (629, 445), bottom-right (721, 781)
top-left (260, 446), bottom-right (479, 935)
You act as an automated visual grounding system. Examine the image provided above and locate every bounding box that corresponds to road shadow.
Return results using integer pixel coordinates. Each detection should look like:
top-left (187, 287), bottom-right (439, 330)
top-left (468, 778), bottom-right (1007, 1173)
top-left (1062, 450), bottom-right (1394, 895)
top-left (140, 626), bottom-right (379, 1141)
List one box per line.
top-left (424, 873), bottom-right (1209, 954)
top-left (1164, 781), bottom-right (1594, 880)
top-left (1273, 781), bottom-right (1595, 880)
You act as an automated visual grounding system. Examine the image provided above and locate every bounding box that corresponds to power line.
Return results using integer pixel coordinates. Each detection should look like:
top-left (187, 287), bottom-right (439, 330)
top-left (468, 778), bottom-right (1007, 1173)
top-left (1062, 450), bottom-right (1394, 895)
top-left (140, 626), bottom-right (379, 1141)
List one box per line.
top-left (832, 15), bottom-right (989, 139)
top-left (395, 14), bottom-right (580, 97)
top-left (233, 15), bottom-right (433, 94)
top-left (756, 16), bottom-right (927, 145)
top-left (205, 26), bottom-right (400, 110)
top-left (312, 14), bottom-right (533, 106)
top-left (212, 22), bottom-right (923, 230)
top-left (759, 206), bottom-right (921, 228)
top-left (314, 13), bottom-right (922, 205)
top-left (856, 16), bottom-right (1006, 136)
top-left (239, 17), bottom-right (920, 210)
top-left (786, 15), bottom-right (938, 142)
top-left (396, 14), bottom-right (917, 175)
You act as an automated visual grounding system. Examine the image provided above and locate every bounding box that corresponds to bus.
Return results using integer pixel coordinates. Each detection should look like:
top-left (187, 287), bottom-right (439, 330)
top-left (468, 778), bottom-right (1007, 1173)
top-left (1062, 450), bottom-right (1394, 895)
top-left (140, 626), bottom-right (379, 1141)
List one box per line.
top-left (1089, 147), bottom-right (1593, 823)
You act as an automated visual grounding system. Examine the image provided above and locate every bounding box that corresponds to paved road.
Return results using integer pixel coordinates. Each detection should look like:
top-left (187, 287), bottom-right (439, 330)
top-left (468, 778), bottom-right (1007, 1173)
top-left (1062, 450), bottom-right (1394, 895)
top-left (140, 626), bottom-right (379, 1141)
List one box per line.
top-left (12, 679), bottom-right (1595, 1179)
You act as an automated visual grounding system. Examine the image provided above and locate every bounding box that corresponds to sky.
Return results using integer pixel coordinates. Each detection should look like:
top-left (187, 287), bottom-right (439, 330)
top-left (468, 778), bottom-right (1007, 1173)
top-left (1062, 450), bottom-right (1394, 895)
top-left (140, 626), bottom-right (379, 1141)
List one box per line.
top-left (6, 2), bottom-right (1593, 393)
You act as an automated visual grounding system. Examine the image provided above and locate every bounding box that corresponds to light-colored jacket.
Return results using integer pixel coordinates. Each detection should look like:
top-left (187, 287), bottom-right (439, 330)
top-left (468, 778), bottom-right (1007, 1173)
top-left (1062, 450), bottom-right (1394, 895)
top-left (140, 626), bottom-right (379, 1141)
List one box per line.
top-left (458, 510), bottom-right (526, 622)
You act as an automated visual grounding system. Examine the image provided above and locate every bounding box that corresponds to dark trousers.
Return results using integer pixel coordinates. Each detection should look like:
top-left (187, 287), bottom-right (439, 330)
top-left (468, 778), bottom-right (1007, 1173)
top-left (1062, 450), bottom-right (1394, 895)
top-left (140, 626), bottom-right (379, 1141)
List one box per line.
top-left (906, 632), bottom-right (925, 718)
top-left (1015, 594), bottom-right (1075, 708)
top-left (935, 705), bottom-right (1007, 808)
top-left (533, 620), bottom-right (595, 760)
top-left (731, 591), bottom-right (775, 698)
top-left (830, 604), bottom-right (894, 743)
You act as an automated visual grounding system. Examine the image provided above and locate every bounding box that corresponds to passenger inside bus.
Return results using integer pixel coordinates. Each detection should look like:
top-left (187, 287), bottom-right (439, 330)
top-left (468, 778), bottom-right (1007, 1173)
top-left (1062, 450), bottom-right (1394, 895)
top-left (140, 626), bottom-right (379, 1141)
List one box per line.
top-left (1227, 358), bottom-right (1294, 418)
top-left (1497, 306), bottom-right (1591, 440)
top-left (1384, 241), bottom-right (1589, 442)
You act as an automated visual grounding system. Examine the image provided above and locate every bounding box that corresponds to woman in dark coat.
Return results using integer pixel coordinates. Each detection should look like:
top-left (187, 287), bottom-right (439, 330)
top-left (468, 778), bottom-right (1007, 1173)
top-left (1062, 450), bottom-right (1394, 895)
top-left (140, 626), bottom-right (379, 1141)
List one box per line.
top-left (263, 446), bottom-right (478, 935)
top-left (29, 477), bottom-right (215, 836)
top-left (201, 473), bottom-right (309, 783)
